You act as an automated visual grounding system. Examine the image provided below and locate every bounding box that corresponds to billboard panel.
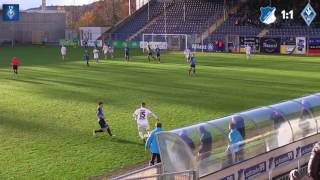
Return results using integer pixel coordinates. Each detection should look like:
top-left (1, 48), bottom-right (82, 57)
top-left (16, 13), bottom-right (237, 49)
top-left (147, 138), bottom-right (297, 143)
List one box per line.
top-left (260, 37), bottom-right (280, 53)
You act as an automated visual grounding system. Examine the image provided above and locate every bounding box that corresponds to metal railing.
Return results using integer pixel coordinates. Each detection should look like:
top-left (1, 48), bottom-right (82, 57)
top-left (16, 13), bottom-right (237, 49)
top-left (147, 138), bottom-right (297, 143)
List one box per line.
top-left (111, 164), bottom-right (197, 180)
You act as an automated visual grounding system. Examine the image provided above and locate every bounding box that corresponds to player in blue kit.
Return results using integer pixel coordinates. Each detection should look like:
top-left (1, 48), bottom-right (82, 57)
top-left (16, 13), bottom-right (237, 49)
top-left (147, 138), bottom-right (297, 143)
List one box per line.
top-left (84, 50), bottom-right (90, 67)
top-left (189, 53), bottom-right (196, 76)
top-left (124, 45), bottom-right (129, 62)
top-left (93, 102), bottom-right (114, 137)
top-left (155, 46), bottom-right (161, 63)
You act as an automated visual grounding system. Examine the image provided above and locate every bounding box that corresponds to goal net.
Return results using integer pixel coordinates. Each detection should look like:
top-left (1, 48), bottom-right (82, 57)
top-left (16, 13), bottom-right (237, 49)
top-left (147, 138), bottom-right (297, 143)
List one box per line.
top-left (141, 33), bottom-right (189, 51)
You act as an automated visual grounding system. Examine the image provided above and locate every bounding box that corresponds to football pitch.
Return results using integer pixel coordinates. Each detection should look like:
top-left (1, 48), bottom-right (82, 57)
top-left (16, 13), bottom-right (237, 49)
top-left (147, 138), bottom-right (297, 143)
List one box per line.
top-left (0, 46), bottom-right (319, 179)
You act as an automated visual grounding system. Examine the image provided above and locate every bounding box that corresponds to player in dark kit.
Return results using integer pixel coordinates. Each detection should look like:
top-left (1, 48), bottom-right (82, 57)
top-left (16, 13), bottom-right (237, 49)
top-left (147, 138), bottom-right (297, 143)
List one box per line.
top-left (189, 53), bottom-right (196, 76)
top-left (124, 46), bottom-right (129, 62)
top-left (93, 102), bottom-right (114, 137)
top-left (155, 46), bottom-right (161, 63)
top-left (84, 50), bottom-right (90, 67)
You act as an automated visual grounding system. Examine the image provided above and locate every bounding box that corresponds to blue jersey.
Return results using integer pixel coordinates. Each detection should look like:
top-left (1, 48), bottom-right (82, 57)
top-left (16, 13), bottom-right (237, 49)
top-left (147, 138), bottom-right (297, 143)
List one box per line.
top-left (155, 48), bottom-right (160, 55)
top-left (96, 107), bottom-right (104, 119)
top-left (85, 52), bottom-right (90, 60)
top-left (190, 57), bottom-right (196, 65)
top-left (124, 47), bottom-right (129, 54)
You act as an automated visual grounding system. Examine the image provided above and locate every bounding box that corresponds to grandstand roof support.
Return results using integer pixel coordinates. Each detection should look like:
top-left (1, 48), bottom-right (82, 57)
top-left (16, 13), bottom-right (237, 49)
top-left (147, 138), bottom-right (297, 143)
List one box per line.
top-left (183, 0), bottom-right (186, 22)
top-left (129, 0), bottom-right (131, 15)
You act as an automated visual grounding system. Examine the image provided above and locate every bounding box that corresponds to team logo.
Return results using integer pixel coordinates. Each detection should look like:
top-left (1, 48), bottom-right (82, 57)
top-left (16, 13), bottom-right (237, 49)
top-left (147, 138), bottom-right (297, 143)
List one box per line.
top-left (301, 3), bottom-right (317, 26)
top-left (260, 6), bottom-right (277, 25)
top-left (7, 6), bottom-right (15, 19)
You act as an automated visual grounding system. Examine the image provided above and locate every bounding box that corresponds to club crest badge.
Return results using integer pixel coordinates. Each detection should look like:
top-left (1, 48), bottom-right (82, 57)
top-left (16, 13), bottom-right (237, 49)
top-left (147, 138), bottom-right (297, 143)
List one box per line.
top-left (301, 3), bottom-right (317, 26)
top-left (260, 6), bottom-right (277, 25)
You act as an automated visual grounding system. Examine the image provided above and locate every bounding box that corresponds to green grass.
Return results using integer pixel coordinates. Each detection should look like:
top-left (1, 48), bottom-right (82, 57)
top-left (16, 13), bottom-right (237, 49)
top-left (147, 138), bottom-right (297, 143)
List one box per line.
top-left (0, 46), bottom-right (320, 179)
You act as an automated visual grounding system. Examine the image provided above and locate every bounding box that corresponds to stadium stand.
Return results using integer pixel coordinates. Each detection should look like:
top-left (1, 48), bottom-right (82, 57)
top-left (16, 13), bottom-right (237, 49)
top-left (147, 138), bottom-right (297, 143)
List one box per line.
top-left (110, 0), bottom-right (174, 40)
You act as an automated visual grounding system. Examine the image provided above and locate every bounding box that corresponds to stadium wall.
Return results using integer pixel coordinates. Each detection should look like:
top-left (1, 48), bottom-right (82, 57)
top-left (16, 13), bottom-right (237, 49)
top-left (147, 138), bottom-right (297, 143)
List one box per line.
top-left (0, 11), bottom-right (66, 44)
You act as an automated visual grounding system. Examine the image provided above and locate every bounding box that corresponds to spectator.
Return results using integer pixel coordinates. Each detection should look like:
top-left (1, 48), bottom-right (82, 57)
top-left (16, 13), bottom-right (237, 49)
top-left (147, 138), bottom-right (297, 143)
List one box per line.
top-left (198, 126), bottom-right (212, 174)
top-left (308, 142), bottom-right (320, 180)
top-left (145, 122), bottom-right (163, 166)
top-left (227, 121), bottom-right (243, 163)
top-left (232, 115), bottom-right (246, 139)
top-left (179, 129), bottom-right (196, 152)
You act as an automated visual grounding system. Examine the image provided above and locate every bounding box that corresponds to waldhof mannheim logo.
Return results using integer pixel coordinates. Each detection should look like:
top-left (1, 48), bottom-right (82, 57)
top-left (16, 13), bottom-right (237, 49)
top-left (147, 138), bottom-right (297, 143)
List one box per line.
top-left (260, 6), bottom-right (277, 25)
top-left (301, 3), bottom-right (317, 26)
top-left (7, 6), bottom-right (15, 19)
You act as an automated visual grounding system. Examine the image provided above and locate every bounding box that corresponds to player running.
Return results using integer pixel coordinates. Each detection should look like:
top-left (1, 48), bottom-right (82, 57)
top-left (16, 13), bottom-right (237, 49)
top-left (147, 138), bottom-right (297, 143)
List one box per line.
top-left (61, 45), bottom-right (67, 61)
top-left (188, 53), bottom-right (196, 76)
top-left (133, 102), bottom-right (160, 142)
top-left (124, 45), bottom-right (129, 62)
top-left (11, 57), bottom-right (20, 79)
top-left (93, 47), bottom-right (100, 63)
top-left (155, 46), bottom-right (161, 63)
top-left (84, 50), bottom-right (90, 67)
top-left (103, 43), bottom-right (109, 59)
top-left (184, 48), bottom-right (191, 63)
top-left (245, 44), bottom-right (252, 60)
top-left (93, 102), bottom-right (114, 137)
top-left (147, 42), bottom-right (156, 62)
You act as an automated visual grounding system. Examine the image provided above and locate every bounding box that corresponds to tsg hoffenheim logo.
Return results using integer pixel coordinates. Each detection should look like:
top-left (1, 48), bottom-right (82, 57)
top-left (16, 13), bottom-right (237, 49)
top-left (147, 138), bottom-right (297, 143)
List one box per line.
top-left (260, 6), bottom-right (277, 25)
top-left (7, 6), bottom-right (15, 19)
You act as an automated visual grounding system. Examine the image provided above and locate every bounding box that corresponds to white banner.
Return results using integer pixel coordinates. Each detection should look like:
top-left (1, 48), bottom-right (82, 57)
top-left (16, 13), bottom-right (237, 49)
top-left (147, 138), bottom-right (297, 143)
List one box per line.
top-left (81, 40), bottom-right (103, 47)
top-left (140, 42), bottom-right (168, 49)
top-left (295, 37), bottom-right (306, 54)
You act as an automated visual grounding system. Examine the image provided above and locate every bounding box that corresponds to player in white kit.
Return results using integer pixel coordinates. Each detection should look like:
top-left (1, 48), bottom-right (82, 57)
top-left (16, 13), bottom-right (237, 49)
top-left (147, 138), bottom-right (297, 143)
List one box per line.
top-left (245, 44), bottom-right (252, 60)
top-left (103, 44), bottom-right (109, 59)
top-left (61, 45), bottom-right (67, 61)
top-left (93, 48), bottom-right (100, 63)
top-left (184, 48), bottom-right (191, 63)
top-left (133, 102), bottom-right (160, 142)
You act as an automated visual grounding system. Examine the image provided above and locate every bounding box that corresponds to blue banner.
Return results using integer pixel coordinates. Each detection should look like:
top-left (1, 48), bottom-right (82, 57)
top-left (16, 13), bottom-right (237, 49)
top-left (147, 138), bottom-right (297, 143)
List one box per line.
top-left (3, 4), bottom-right (20, 21)
top-left (220, 174), bottom-right (234, 180)
top-left (274, 151), bottom-right (294, 167)
top-left (244, 161), bottom-right (266, 180)
top-left (301, 143), bottom-right (315, 156)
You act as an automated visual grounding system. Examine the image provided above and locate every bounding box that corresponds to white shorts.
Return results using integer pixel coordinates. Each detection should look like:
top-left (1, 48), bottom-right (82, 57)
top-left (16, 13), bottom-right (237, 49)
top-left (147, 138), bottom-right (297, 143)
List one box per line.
top-left (94, 55), bottom-right (99, 59)
top-left (138, 122), bottom-right (150, 131)
top-left (61, 53), bottom-right (66, 56)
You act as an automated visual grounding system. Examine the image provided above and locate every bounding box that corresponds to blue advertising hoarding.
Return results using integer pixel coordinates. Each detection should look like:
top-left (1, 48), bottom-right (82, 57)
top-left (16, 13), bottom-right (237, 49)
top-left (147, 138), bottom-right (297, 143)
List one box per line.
top-left (3, 4), bottom-right (20, 21)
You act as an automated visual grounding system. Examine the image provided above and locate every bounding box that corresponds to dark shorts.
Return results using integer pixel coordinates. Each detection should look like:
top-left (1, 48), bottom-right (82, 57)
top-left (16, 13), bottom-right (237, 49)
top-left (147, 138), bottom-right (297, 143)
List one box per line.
top-left (99, 119), bottom-right (108, 129)
top-left (156, 54), bottom-right (160, 57)
top-left (190, 64), bottom-right (196, 68)
top-left (125, 53), bottom-right (129, 57)
top-left (13, 65), bottom-right (18, 70)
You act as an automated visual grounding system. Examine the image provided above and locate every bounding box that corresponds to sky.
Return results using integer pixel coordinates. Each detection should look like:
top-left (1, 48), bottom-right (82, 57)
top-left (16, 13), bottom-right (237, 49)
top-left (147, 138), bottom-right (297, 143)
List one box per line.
top-left (0, 0), bottom-right (99, 10)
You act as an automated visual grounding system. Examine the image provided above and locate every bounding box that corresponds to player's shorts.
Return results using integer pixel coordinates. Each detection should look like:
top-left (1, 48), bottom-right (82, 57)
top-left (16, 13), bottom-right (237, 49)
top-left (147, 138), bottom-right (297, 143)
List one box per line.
top-left (148, 52), bottom-right (153, 56)
top-left (12, 65), bottom-right (18, 70)
top-left (94, 55), bottom-right (99, 59)
top-left (138, 122), bottom-right (150, 131)
top-left (98, 119), bottom-right (108, 129)
top-left (190, 64), bottom-right (196, 68)
top-left (156, 53), bottom-right (160, 57)
top-left (125, 53), bottom-right (129, 57)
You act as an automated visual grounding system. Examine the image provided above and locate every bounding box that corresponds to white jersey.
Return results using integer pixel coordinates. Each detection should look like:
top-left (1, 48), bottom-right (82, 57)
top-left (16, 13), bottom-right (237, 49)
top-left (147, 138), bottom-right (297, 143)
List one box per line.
top-left (184, 49), bottom-right (191, 58)
top-left (61, 46), bottom-right (67, 55)
top-left (245, 46), bottom-right (251, 55)
top-left (133, 107), bottom-right (157, 126)
top-left (93, 49), bottom-right (99, 59)
top-left (103, 45), bottom-right (109, 54)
